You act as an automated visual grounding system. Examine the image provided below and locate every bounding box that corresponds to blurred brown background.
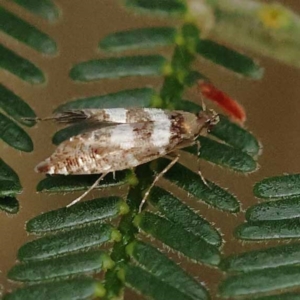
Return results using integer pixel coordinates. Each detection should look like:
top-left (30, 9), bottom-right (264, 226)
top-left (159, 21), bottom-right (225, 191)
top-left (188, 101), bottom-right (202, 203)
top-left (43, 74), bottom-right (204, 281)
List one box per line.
top-left (0, 0), bottom-right (300, 298)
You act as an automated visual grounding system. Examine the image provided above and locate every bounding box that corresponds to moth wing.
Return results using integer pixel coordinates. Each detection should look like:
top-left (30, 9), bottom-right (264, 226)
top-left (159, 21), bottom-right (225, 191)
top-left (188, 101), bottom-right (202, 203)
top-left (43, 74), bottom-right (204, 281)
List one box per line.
top-left (51, 107), bottom-right (171, 125)
top-left (50, 110), bottom-right (119, 125)
top-left (36, 121), bottom-right (181, 175)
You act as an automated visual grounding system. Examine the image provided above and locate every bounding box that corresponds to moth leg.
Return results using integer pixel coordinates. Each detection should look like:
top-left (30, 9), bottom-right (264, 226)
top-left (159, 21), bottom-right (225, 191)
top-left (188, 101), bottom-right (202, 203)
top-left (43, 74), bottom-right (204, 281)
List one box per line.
top-left (139, 154), bottom-right (180, 213)
top-left (195, 140), bottom-right (210, 188)
top-left (66, 173), bottom-right (108, 207)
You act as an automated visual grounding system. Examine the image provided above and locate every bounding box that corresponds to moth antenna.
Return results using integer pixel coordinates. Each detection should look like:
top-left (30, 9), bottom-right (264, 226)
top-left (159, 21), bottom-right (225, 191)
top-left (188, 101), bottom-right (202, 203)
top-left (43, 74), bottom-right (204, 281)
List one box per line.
top-left (51, 110), bottom-right (90, 124)
top-left (22, 112), bottom-right (88, 123)
top-left (21, 116), bottom-right (42, 122)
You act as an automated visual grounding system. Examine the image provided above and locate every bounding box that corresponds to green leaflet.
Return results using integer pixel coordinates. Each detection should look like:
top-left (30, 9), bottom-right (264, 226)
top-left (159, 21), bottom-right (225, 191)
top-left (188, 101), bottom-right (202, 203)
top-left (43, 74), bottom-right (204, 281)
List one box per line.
top-left (2, 278), bottom-right (102, 300)
top-left (0, 6), bottom-right (57, 54)
top-left (0, 112), bottom-right (33, 152)
top-left (125, 264), bottom-right (199, 300)
top-left (18, 223), bottom-right (120, 261)
top-left (155, 158), bottom-right (240, 212)
top-left (54, 88), bottom-right (158, 112)
top-left (99, 27), bottom-right (177, 52)
top-left (12, 0), bottom-right (59, 22)
top-left (0, 158), bottom-right (20, 183)
top-left (127, 241), bottom-right (209, 300)
top-left (246, 197), bottom-right (300, 221)
top-left (26, 197), bottom-right (129, 233)
top-left (186, 136), bottom-right (257, 173)
top-left (69, 55), bottom-right (167, 81)
top-left (8, 250), bottom-right (113, 282)
top-left (0, 84), bottom-right (36, 126)
top-left (125, 0), bottom-right (186, 15)
top-left (212, 115), bottom-right (260, 156)
top-left (235, 219), bottom-right (300, 240)
top-left (149, 186), bottom-right (222, 246)
top-left (254, 174), bottom-right (300, 199)
top-left (0, 44), bottom-right (45, 84)
top-left (37, 172), bottom-right (128, 192)
top-left (219, 266), bottom-right (300, 298)
top-left (197, 39), bottom-right (264, 79)
top-left (0, 197), bottom-right (19, 214)
top-left (0, 180), bottom-right (22, 197)
top-left (221, 242), bottom-right (300, 272)
top-left (251, 293), bottom-right (300, 300)
top-left (0, 159), bottom-right (21, 210)
top-left (134, 212), bottom-right (221, 266)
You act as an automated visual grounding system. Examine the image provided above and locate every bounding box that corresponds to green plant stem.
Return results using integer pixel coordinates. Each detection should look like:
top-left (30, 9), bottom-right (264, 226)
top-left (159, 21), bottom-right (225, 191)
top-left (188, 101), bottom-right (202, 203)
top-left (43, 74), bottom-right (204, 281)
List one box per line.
top-left (103, 165), bottom-right (151, 299)
top-left (160, 23), bottom-right (200, 108)
top-left (103, 22), bottom-right (202, 298)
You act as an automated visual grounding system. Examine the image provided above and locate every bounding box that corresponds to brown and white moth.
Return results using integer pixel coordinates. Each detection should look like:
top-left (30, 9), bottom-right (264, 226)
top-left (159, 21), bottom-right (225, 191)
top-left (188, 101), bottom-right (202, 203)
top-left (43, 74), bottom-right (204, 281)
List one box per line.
top-left (36, 107), bottom-right (219, 211)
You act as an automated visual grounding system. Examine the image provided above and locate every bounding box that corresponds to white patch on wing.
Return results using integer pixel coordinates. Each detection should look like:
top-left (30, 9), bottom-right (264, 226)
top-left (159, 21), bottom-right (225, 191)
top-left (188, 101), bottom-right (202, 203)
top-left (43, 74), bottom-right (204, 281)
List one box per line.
top-left (143, 108), bottom-right (169, 122)
top-left (83, 165), bottom-right (90, 172)
top-left (104, 108), bottom-right (127, 123)
top-left (151, 120), bottom-right (172, 148)
top-left (48, 165), bottom-right (55, 174)
top-left (110, 124), bottom-right (135, 150)
top-left (59, 166), bottom-right (68, 175)
top-left (77, 158), bottom-right (83, 166)
top-left (126, 153), bottom-right (139, 166)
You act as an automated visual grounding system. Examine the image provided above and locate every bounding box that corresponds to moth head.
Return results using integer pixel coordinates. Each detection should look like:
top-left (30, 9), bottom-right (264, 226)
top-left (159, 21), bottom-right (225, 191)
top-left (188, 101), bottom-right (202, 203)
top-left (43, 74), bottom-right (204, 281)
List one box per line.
top-left (197, 109), bottom-right (219, 134)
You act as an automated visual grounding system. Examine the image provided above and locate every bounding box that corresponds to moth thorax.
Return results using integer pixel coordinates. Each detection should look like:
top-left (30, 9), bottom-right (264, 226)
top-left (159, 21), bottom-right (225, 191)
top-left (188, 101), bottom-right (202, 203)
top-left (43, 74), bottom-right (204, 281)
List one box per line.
top-left (179, 112), bottom-right (201, 136)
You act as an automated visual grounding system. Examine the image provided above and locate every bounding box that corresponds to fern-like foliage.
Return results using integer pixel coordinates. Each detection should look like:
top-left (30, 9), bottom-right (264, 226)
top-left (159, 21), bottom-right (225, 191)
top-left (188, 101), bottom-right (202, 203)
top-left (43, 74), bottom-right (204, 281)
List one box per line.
top-left (1, 0), bottom-right (299, 299)
top-left (0, 0), bottom-right (58, 213)
top-left (219, 174), bottom-right (300, 299)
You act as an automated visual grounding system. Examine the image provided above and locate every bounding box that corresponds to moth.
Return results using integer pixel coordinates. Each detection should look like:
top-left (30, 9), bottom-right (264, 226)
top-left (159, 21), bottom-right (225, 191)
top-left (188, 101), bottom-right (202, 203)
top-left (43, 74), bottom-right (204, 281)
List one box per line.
top-left (36, 107), bottom-right (219, 211)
